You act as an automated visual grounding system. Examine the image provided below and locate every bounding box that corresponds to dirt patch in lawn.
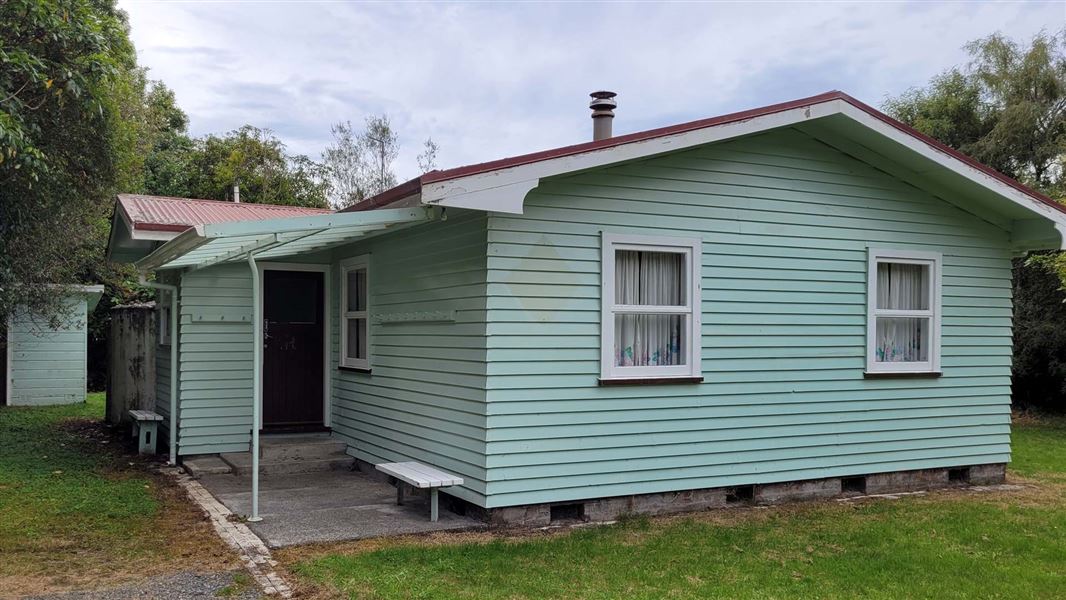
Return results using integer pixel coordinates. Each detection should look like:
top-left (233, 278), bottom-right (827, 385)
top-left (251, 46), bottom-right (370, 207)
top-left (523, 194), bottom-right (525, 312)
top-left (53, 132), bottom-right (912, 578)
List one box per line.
top-left (0, 399), bottom-right (239, 598)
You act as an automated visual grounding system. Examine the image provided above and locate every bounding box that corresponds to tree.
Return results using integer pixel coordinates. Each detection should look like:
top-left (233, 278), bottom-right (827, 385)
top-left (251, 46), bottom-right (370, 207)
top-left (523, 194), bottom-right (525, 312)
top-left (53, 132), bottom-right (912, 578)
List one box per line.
top-left (417, 137), bottom-right (440, 173)
top-left (884, 30), bottom-right (1065, 198)
top-left (885, 30), bottom-right (1066, 411)
top-left (323, 114), bottom-right (400, 208)
top-left (323, 120), bottom-right (367, 207)
top-left (0, 0), bottom-right (142, 326)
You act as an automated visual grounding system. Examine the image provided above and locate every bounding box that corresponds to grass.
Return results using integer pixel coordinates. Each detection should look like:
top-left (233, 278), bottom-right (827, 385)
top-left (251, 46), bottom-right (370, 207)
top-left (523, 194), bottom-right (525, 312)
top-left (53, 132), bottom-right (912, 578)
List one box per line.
top-left (0, 393), bottom-right (236, 596)
top-left (287, 417), bottom-right (1066, 599)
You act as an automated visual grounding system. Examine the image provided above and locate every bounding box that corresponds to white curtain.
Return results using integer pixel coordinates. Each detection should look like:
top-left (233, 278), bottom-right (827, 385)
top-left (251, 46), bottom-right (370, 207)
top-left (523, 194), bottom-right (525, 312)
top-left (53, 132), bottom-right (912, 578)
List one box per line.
top-left (614, 251), bottom-right (684, 366)
top-left (876, 263), bottom-right (929, 362)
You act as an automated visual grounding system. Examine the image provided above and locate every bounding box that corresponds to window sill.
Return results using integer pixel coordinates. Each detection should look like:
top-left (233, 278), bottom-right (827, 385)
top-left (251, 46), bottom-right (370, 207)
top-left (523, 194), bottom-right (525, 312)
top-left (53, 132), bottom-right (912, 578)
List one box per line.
top-left (863, 371), bottom-right (941, 379)
top-left (598, 376), bottom-right (704, 386)
top-left (338, 365), bottom-right (372, 374)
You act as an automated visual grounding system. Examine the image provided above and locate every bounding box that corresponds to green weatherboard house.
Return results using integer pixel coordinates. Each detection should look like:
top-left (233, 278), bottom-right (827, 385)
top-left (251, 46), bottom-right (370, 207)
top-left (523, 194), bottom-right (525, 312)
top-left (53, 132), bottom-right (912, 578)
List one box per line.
top-left (107, 91), bottom-right (1066, 524)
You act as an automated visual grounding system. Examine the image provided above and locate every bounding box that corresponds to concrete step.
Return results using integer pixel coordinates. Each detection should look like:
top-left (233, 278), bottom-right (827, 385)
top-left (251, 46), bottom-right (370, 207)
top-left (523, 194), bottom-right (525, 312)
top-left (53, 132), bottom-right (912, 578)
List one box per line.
top-left (183, 455), bottom-right (233, 478)
top-left (258, 435), bottom-right (348, 462)
top-left (220, 451), bottom-right (354, 476)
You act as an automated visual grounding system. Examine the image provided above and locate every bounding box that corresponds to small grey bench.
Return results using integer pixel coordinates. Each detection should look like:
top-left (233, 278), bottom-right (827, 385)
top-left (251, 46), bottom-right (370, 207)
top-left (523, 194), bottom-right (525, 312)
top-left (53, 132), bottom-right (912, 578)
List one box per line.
top-left (128, 410), bottom-right (163, 455)
top-left (376, 461), bottom-right (463, 522)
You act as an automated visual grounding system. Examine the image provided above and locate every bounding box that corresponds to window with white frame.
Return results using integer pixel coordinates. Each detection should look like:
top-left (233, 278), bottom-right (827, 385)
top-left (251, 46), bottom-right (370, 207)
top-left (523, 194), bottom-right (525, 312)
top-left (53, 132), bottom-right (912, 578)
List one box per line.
top-left (157, 291), bottom-right (171, 346)
top-left (340, 255), bottom-right (369, 369)
top-left (601, 233), bottom-right (702, 381)
top-left (866, 249), bottom-right (942, 374)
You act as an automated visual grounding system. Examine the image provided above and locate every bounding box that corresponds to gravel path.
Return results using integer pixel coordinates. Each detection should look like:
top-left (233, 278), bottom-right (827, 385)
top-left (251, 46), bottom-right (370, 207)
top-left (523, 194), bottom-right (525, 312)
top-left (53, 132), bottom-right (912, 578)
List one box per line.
top-left (24, 570), bottom-right (260, 600)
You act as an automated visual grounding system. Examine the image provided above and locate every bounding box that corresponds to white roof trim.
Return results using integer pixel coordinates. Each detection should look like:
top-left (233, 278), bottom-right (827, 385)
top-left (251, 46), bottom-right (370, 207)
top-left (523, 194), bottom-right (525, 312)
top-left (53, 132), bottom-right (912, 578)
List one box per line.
top-left (422, 98), bottom-right (1066, 248)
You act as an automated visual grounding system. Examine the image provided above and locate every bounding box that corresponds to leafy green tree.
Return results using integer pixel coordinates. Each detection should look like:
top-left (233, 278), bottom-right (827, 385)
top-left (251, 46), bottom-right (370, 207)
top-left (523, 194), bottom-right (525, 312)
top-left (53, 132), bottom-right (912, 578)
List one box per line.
top-left (885, 31), bottom-right (1065, 198)
top-left (885, 30), bottom-right (1066, 411)
top-left (0, 0), bottom-right (141, 326)
top-left (163, 125), bottom-right (328, 208)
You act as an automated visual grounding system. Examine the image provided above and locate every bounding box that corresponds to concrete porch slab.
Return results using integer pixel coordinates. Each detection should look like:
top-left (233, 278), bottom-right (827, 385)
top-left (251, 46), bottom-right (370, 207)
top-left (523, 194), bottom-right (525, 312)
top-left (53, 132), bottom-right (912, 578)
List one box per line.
top-left (198, 469), bottom-right (485, 548)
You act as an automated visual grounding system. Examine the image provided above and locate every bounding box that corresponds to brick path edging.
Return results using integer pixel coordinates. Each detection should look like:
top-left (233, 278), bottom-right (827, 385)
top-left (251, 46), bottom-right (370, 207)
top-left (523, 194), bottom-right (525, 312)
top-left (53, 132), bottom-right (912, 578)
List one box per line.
top-left (165, 468), bottom-right (294, 598)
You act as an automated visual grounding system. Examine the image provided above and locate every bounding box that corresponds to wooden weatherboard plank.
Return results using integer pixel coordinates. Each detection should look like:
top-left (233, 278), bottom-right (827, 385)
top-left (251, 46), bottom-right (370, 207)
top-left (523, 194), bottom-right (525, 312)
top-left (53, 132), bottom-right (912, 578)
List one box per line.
top-left (7, 296), bottom-right (88, 406)
top-left (480, 127), bottom-right (1015, 508)
top-left (328, 212), bottom-right (490, 505)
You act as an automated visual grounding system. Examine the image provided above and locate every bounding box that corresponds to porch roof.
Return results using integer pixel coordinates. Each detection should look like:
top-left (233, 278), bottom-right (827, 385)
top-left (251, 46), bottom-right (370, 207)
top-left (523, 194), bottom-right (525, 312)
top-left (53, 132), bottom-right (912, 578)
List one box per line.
top-left (135, 206), bottom-right (433, 271)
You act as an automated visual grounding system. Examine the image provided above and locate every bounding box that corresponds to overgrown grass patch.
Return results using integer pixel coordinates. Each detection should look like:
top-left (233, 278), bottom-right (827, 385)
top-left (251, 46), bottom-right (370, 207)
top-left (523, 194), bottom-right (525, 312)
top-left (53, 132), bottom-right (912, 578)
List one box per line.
top-left (0, 393), bottom-right (236, 596)
top-left (288, 418), bottom-right (1066, 599)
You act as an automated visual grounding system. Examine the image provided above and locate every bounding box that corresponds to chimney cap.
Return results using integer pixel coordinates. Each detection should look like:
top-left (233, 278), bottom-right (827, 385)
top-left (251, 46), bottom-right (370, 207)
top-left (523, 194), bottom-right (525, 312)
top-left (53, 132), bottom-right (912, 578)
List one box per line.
top-left (589, 90), bottom-right (617, 112)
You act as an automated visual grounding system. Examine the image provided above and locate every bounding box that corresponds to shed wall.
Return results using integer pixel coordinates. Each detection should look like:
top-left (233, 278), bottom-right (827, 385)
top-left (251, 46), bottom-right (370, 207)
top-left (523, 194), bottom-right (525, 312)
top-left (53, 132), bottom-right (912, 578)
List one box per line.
top-left (482, 127), bottom-right (1014, 507)
top-left (7, 297), bottom-right (88, 406)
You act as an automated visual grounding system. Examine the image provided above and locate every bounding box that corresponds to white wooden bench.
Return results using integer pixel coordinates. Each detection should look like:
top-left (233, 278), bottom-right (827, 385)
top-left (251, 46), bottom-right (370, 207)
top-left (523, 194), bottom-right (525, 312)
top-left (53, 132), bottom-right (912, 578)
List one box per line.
top-left (128, 410), bottom-right (163, 455)
top-left (376, 461), bottom-right (463, 522)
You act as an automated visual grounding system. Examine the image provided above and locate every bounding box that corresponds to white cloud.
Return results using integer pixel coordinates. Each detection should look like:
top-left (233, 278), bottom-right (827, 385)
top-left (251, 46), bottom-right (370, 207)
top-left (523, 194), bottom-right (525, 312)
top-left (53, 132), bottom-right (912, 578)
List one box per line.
top-left (119, 0), bottom-right (1061, 180)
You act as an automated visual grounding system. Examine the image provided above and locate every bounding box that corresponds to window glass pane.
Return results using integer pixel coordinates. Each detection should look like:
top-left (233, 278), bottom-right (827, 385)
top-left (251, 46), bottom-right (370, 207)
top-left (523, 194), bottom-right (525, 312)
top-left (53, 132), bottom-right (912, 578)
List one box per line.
top-left (875, 317), bottom-right (929, 362)
top-left (876, 262), bottom-right (929, 310)
top-left (346, 318), bottom-right (367, 360)
top-left (614, 314), bottom-right (685, 366)
top-left (615, 250), bottom-right (685, 306)
top-left (346, 269), bottom-right (366, 311)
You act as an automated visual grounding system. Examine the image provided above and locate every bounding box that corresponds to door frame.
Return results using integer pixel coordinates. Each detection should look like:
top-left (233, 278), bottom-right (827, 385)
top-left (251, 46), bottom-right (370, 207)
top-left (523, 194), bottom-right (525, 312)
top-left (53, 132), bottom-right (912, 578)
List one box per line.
top-left (255, 262), bottom-right (331, 430)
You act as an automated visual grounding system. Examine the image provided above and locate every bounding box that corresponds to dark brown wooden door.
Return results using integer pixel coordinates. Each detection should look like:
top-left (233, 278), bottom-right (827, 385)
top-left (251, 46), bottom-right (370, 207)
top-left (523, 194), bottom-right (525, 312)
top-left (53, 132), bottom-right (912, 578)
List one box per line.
top-left (263, 270), bottom-right (324, 430)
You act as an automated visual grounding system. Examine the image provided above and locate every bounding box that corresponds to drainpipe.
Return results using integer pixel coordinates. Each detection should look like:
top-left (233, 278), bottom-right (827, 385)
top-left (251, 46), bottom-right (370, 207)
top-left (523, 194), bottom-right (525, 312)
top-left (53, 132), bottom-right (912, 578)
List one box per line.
top-left (139, 275), bottom-right (179, 466)
top-left (247, 251), bottom-right (263, 522)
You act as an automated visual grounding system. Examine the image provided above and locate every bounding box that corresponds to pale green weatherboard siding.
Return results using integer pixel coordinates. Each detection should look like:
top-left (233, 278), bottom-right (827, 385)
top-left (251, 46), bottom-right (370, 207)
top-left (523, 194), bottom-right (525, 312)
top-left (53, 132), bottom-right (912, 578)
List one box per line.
top-left (177, 262), bottom-right (255, 455)
top-left (328, 212), bottom-right (489, 505)
top-left (173, 254), bottom-right (334, 456)
top-left (482, 127), bottom-right (1014, 508)
top-left (155, 272), bottom-right (179, 442)
top-left (7, 297), bottom-right (88, 406)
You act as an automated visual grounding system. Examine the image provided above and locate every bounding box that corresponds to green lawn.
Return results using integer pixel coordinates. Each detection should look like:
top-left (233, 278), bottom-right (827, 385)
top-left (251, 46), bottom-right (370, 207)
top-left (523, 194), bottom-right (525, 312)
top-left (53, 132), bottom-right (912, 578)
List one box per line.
top-left (291, 418), bottom-right (1066, 599)
top-left (0, 393), bottom-right (233, 595)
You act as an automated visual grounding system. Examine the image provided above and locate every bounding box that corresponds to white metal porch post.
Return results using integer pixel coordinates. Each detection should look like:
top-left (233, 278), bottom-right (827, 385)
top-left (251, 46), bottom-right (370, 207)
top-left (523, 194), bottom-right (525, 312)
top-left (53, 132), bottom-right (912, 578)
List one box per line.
top-left (248, 252), bottom-right (263, 522)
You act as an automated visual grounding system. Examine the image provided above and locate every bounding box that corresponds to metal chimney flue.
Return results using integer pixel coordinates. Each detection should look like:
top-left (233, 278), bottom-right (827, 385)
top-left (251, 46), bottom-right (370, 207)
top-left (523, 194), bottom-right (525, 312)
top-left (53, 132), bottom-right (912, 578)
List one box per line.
top-left (589, 90), bottom-right (617, 141)
top-left (232, 183), bottom-right (240, 203)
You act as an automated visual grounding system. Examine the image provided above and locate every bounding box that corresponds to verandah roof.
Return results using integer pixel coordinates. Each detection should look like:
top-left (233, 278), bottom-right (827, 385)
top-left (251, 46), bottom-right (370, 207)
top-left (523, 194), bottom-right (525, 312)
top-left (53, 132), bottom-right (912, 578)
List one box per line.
top-left (135, 206), bottom-right (433, 271)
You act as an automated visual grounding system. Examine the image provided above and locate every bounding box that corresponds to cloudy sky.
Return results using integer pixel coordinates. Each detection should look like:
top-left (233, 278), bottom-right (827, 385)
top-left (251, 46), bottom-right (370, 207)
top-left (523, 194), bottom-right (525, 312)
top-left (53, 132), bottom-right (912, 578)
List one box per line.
top-left (120, 1), bottom-right (1061, 180)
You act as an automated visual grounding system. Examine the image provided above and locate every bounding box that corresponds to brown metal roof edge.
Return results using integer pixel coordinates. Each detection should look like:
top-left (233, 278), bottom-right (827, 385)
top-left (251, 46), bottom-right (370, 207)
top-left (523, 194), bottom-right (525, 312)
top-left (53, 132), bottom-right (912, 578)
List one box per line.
top-left (345, 90), bottom-right (1065, 216)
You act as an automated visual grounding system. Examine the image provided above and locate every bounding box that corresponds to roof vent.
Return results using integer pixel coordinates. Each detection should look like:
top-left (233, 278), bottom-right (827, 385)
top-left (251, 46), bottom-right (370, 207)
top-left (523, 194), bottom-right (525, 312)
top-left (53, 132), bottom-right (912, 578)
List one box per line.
top-left (232, 183), bottom-right (240, 203)
top-left (589, 91), bottom-right (617, 141)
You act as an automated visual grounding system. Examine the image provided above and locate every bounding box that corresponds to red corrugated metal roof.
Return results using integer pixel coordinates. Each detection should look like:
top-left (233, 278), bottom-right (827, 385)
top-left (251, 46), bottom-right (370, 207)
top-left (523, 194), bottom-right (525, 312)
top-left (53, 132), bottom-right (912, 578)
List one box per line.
top-left (118, 194), bottom-right (333, 232)
top-left (344, 90), bottom-right (1066, 216)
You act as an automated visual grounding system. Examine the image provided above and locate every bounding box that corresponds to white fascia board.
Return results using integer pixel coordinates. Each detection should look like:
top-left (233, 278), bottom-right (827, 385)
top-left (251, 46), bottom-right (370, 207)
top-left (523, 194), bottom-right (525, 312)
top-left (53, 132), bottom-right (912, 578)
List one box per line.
top-left (130, 229), bottom-right (182, 242)
top-left (136, 225), bottom-right (208, 272)
top-left (423, 98), bottom-right (1066, 242)
top-left (421, 100), bottom-right (845, 214)
top-left (835, 102), bottom-right (1066, 237)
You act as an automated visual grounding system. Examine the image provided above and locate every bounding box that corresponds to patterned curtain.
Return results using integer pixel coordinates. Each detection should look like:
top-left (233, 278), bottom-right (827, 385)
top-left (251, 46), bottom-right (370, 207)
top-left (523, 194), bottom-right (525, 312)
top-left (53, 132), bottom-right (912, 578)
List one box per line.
top-left (875, 263), bottom-right (929, 362)
top-left (614, 251), bottom-right (684, 366)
